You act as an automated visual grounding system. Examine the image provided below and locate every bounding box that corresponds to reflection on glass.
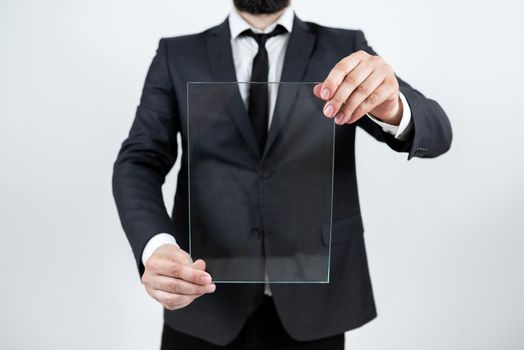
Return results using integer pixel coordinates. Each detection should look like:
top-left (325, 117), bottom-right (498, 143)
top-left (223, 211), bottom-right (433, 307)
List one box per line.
top-left (187, 82), bottom-right (334, 283)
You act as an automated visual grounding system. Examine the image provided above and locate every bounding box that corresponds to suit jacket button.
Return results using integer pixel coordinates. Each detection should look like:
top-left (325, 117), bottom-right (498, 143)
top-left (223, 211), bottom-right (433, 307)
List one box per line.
top-left (258, 168), bottom-right (272, 179)
top-left (251, 228), bottom-right (261, 238)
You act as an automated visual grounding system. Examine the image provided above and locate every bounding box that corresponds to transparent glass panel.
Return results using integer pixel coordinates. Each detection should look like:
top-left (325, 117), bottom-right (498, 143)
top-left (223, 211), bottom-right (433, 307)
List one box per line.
top-left (187, 82), bottom-right (334, 283)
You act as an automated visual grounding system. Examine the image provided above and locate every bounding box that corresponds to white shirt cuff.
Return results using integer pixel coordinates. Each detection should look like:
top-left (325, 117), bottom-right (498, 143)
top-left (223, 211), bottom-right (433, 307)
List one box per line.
top-left (366, 91), bottom-right (413, 141)
top-left (141, 233), bottom-right (179, 265)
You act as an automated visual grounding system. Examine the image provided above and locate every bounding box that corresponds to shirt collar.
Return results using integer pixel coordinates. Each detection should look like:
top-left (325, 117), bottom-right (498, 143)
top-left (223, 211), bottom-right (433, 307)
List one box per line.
top-left (228, 5), bottom-right (294, 38)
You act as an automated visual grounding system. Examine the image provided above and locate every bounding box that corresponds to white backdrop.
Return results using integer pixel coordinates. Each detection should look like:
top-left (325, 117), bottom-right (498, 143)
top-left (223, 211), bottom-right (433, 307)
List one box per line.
top-left (1, 0), bottom-right (523, 349)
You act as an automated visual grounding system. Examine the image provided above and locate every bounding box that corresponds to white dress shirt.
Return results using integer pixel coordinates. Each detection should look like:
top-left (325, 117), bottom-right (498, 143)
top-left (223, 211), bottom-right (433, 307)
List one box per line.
top-left (141, 5), bottom-right (413, 296)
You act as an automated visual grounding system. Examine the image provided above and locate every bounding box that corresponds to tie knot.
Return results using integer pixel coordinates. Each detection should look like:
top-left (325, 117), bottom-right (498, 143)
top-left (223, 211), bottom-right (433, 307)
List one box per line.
top-left (240, 24), bottom-right (287, 46)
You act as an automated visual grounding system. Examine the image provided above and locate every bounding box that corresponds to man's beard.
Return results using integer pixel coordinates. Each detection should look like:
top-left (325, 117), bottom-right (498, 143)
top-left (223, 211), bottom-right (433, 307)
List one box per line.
top-left (233, 0), bottom-right (290, 15)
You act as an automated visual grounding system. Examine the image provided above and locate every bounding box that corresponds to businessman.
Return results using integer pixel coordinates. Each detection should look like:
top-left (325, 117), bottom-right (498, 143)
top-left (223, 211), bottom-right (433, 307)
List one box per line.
top-left (112, 0), bottom-right (452, 349)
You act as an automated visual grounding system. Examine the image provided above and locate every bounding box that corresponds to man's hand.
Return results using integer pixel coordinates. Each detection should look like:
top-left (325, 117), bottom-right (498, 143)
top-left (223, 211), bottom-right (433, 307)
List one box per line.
top-left (141, 244), bottom-right (215, 310)
top-left (313, 50), bottom-right (403, 126)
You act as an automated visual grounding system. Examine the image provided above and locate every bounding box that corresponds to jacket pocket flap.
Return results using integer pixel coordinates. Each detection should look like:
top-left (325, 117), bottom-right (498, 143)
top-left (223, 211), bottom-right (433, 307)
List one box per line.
top-left (321, 214), bottom-right (364, 246)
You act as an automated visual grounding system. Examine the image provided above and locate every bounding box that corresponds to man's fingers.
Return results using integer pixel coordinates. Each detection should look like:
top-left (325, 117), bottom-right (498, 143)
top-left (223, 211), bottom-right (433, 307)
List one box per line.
top-left (150, 275), bottom-right (216, 295)
top-left (146, 259), bottom-right (212, 285)
top-left (325, 63), bottom-right (373, 118)
top-left (320, 51), bottom-right (366, 102)
top-left (348, 81), bottom-right (397, 123)
top-left (315, 51), bottom-right (401, 124)
top-left (150, 289), bottom-right (198, 311)
top-left (337, 70), bottom-right (386, 124)
top-left (174, 262), bottom-right (213, 285)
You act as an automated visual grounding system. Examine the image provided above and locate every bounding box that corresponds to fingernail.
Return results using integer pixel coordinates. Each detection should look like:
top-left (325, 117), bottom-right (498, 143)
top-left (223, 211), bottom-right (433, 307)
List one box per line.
top-left (324, 104), bottom-right (334, 117)
top-left (207, 284), bottom-right (216, 292)
top-left (335, 112), bottom-right (344, 122)
top-left (321, 88), bottom-right (330, 100)
top-left (201, 275), bottom-right (212, 284)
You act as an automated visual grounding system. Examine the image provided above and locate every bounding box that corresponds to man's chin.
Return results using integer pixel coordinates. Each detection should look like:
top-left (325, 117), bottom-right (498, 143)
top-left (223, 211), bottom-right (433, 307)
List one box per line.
top-left (233, 0), bottom-right (290, 15)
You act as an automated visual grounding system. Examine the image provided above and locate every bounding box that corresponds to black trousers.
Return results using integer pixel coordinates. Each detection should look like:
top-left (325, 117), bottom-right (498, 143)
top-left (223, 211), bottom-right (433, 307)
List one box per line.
top-left (161, 296), bottom-right (345, 350)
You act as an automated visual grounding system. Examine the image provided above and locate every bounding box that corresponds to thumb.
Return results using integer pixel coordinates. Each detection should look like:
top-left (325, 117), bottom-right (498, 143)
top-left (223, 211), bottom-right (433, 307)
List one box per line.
top-left (192, 259), bottom-right (206, 271)
top-left (313, 83), bottom-right (322, 98)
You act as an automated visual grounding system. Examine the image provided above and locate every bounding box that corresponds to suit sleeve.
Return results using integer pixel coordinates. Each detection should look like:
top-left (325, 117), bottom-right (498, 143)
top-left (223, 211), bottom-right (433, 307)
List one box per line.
top-left (353, 30), bottom-right (453, 160)
top-left (112, 38), bottom-right (179, 277)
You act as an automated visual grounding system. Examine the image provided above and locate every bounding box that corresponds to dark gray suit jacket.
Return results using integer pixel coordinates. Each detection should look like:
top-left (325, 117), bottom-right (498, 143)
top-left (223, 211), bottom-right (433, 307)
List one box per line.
top-left (112, 15), bottom-right (452, 345)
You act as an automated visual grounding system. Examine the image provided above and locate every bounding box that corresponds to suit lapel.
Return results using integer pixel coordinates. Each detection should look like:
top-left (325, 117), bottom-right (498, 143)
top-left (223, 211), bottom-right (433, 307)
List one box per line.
top-left (262, 15), bottom-right (317, 160)
top-left (205, 18), bottom-right (261, 158)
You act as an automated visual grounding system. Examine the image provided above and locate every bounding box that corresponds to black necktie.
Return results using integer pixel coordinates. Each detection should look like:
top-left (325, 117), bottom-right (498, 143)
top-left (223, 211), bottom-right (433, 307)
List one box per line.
top-left (240, 25), bottom-right (287, 152)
